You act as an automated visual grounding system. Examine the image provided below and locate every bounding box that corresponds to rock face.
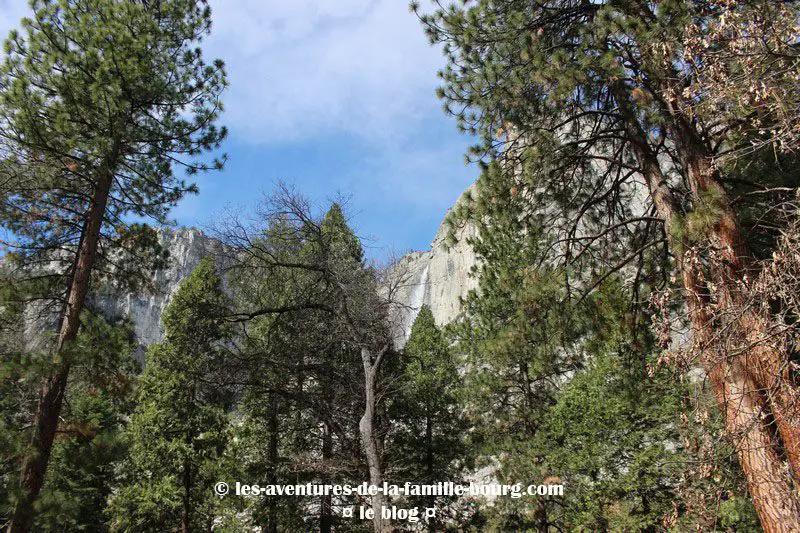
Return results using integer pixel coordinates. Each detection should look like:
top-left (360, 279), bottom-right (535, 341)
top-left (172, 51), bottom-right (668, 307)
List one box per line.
top-left (389, 201), bottom-right (478, 347)
top-left (96, 228), bottom-right (224, 349)
top-left (111, 190), bottom-right (478, 350)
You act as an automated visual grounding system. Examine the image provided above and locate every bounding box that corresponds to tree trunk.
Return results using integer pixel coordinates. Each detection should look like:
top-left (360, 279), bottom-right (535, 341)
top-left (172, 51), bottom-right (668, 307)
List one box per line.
top-left (533, 499), bottom-right (548, 533)
top-left (425, 403), bottom-right (436, 533)
top-left (319, 366), bottom-right (334, 533)
top-left (611, 83), bottom-right (800, 531)
top-left (359, 347), bottom-right (390, 533)
top-left (267, 392), bottom-right (279, 533)
top-left (629, 0), bottom-right (800, 480)
top-left (180, 459), bottom-right (192, 533)
top-left (10, 165), bottom-right (116, 532)
top-left (320, 421), bottom-right (333, 533)
top-left (668, 112), bottom-right (800, 481)
top-left (705, 333), bottom-right (800, 530)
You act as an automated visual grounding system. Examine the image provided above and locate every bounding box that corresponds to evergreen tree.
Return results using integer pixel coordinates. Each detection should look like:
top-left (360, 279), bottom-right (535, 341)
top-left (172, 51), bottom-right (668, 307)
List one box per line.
top-left (0, 1), bottom-right (226, 527)
top-left (388, 305), bottom-right (465, 532)
top-left (1, 312), bottom-right (139, 530)
top-left (218, 190), bottom-right (396, 532)
top-left (108, 258), bottom-right (232, 532)
top-left (448, 157), bottom-right (758, 529)
top-left (316, 202), bottom-right (394, 533)
top-left (534, 284), bottom-right (756, 531)
top-left (416, 0), bottom-right (800, 527)
top-left (33, 314), bottom-right (138, 532)
top-left (217, 206), bottom-right (368, 531)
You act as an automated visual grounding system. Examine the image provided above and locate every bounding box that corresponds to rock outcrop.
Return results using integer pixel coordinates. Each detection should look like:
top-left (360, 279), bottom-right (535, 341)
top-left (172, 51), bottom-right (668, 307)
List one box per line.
top-left (108, 190), bottom-right (478, 350)
top-left (95, 228), bottom-right (224, 349)
top-left (388, 199), bottom-right (478, 347)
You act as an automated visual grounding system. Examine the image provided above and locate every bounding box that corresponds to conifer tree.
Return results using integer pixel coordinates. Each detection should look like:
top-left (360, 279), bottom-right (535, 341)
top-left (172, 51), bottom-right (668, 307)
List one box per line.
top-left (389, 305), bottom-right (465, 532)
top-left (318, 203), bottom-right (394, 533)
top-left (219, 190), bottom-right (397, 532)
top-left (33, 314), bottom-right (139, 532)
top-left (218, 203), bottom-right (372, 531)
top-left (0, 2), bottom-right (226, 528)
top-left (221, 215), bottom-right (320, 532)
top-left (451, 169), bottom-right (758, 529)
top-left (417, 1), bottom-right (800, 527)
top-left (1, 312), bottom-right (138, 531)
top-left (108, 258), bottom-right (232, 533)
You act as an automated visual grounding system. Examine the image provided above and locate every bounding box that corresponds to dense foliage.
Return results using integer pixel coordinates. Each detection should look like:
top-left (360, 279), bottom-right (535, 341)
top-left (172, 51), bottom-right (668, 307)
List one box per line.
top-left (0, 0), bottom-right (798, 531)
top-left (109, 258), bottom-right (232, 531)
top-left (416, 0), bottom-right (800, 529)
top-left (0, 0), bottom-right (227, 528)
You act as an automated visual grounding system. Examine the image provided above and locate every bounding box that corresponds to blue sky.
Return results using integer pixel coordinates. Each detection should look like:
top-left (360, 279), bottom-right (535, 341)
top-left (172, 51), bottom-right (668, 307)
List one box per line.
top-left (0, 0), bottom-right (477, 259)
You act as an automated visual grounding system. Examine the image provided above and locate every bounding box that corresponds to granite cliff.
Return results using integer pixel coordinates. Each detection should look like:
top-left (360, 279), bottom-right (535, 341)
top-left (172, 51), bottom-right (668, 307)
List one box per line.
top-left (108, 191), bottom-right (477, 350)
top-left (96, 228), bottom-right (225, 349)
top-left (388, 197), bottom-right (478, 347)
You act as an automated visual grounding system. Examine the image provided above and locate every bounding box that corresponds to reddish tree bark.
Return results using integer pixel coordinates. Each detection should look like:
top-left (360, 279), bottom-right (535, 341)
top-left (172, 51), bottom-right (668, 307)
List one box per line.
top-left (10, 160), bottom-right (116, 532)
top-left (668, 113), bottom-right (800, 482)
top-left (612, 83), bottom-right (800, 531)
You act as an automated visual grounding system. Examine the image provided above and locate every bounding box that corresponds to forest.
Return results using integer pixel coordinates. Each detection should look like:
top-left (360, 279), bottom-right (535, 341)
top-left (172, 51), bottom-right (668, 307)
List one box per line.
top-left (1, 0), bottom-right (800, 531)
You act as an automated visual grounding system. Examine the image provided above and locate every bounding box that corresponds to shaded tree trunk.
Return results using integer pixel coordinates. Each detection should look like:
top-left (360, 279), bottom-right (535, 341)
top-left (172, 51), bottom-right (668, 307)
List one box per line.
top-left (320, 359), bottom-right (335, 533)
top-left (181, 382), bottom-right (198, 533)
top-left (180, 459), bottom-right (192, 533)
top-left (425, 402), bottom-right (436, 533)
top-left (533, 499), bottom-right (548, 533)
top-left (320, 421), bottom-right (333, 533)
top-left (10, 162), bottom-right (117, 532)
top-left (267, 392), bottom-right (279, 533)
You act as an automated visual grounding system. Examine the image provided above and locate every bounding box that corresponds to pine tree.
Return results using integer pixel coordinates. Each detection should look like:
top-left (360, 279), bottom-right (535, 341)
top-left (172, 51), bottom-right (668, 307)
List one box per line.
top-left (0, 2), bottom-right (226, 528)
top-left (218, 189), bottom-right (397, 532)
top-left (1, 311), bottom-right (139, 530)
top-left (389, 305), bottom-right (465, 532)
top-left (108, 258), bottom-right (232, 532)
top-left (217, 203), bottom-right (373, 531)
top-left (416, 1), bottom-right (800, 527)
top-left (33, 314), bottom-right (139, 532)
top-left (318, 202), bottom-right (394, 533)
top-left (447, 156), bottom-right (758, 529)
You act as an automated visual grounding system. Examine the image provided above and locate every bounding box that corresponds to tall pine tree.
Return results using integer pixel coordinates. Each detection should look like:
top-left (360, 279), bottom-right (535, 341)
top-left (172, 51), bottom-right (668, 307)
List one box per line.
top-left (108, 258), bottom-right (232, 532)
top-left (417, 1), bottom-right (800, 527)
top-left (0, 2), bottom-right (226, 528)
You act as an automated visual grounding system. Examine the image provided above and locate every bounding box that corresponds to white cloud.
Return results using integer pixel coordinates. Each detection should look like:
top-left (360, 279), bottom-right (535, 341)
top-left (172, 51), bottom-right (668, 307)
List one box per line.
top-left (0, 0), bottom-right (476, 257)
top-left (0, 0), bottom-right (446, 145)
top-left (205, 0), bottom-right (443, 143)
top-left (0, 0), bottom-right (29, 36)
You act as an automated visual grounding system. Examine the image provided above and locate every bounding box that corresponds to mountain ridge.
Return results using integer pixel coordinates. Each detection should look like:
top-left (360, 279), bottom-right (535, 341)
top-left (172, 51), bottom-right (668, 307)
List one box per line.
top-left (101, 190), bottom-right (477, 350)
